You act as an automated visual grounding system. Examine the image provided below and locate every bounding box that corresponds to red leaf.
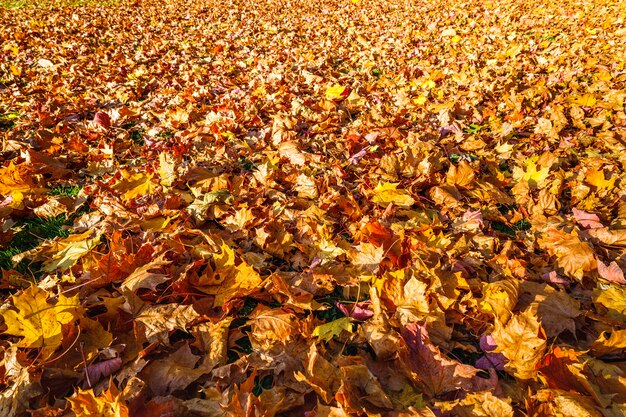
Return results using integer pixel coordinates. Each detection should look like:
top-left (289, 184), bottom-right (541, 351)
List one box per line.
top-left (93, 111), bottom-right (111, 129)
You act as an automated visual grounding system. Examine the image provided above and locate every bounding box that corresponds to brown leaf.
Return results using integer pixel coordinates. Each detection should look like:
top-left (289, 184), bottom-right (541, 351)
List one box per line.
top-left (141, 344), bottom-right (205, 396)
top-left (401, 323), bottom-right (478, 396)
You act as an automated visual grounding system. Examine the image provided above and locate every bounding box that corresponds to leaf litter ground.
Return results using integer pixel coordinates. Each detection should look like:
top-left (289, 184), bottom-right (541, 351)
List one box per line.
top-left (1, 0), bottom-right (626, 415)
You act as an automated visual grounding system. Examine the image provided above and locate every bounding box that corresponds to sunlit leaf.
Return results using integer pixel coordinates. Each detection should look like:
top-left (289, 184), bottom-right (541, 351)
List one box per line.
top-left (312, 317), bottom-right (353, 341)
top-left (1, 286), bottom-right (82, 358)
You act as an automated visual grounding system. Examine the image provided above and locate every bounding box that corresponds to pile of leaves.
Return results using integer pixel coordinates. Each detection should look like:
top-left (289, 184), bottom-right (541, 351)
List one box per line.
top-left (1, 0), bottom-right (626, 415)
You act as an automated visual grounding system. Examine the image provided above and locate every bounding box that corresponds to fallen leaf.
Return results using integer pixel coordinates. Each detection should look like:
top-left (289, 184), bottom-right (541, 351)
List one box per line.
top-left (112, 170), bottom-right (157, 202)
top-left (572, 208), bottom-right (603, 229)
top-left (121, 255), bottom-right (171, 291)
top-left (69, 383), bottom-right (128, 417)
top-left (1, 286), bottom-right (82, 358)
top-left (312, 317), bottom-right (353, 342)
top-left (372, 182), bottom-right (415, 207)
top-left (401, 323), bottom-right (479, 396)
top-left (141, 343), bottom-right (206, 396)
top-left (325, 84), bottom-right (348, 100)
top-left (491, 309), bottom-right (547, 380)
top-left (597, 260), bottom-right (626, 284)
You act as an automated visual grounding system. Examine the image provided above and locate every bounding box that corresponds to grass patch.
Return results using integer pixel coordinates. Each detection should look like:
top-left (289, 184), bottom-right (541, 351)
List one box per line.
top-left (49, 185), bottom-right (81, 198)
top-left (0, 215), bottom-right (71, 273)
top-left (0, 202), bottom-right (89, 274)
top-left (0, 111), bottom-right (19, 130)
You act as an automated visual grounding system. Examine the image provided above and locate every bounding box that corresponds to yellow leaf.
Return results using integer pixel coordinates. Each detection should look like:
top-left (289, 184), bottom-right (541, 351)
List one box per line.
top-left (595, 69), bottom-right (612, 81)
top-left (591, 329), bottom-right (626, 356)
top-left (413, 95), bottom-right (427, 105)
top-left (0, 162), bottom-right (34, 196)
top-left (325, 84), bottom-right (347, 100)
top-left (69, 383), bottom-right (128, 417)
top-left (537, 228), bottom-right (596, 280)
top-left (1, 286), bottom-right (82, 358)
top-left (42, 233), bottom-right (102, 272)
top-left (372, 182), bottom-right (415, 207)
top-left (196, 243), bottom-right (263, 306)
top-left (121, 255), bottom-right (171, 292)
top-left (586, 169), bottom-right (615, 190)
top-left (450, 35), bottom-right (462, 43)
top-left (140, 215), bottom-right (174, 232)
top-left (492, 309), bottom-right (547, 380)
top-left (437, 390), bottom-right (514, 417)
top-left (312, 317), bottom-right (353, 341)
top-left (158, 152), bottom-right (177, 187)
top-left (112, 170), bottom-right (157, 201)
top-left (569, 94), bottom-right (597, 107)
top-left (512, 157), bottom-right (550, 187)
top-left (479, 279), bottom-right (519, 323)
top-left (594, 283), bottom-right (626, 322)
top-left (446, 160), bottom-right (475, 188)
top-left (422, 79), bottom-right (436, 90)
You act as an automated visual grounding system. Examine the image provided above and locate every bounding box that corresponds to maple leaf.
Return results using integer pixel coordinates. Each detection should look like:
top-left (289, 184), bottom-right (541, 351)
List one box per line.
top-left (436, 390), bottom-right (514, 417)
top-left (192, 242), bottom-right (263, 306)
top-left (190, 317), bottom-right (232, 370)
top-left (312, 317), bottom-right (353, 341)
top-left (69, 383), bottom-right (128, 417)
top-left (294, 343), bottom-right (340, 403)
top-left (141, 343), bottom-right (206, 396)
top-left (158, 152), bottom-right (178, 187)
top-left (135, 303), bottom-right (199, 344)
top-left (531, 389), bottom-right (602, 417)
top-left (537, 228), bottom-right (596, 280)
top-left (41, 231), bottom-right (102, 272)
top-left (596, 260), bottom-right (626, 284)
top-left (347, 242), bottom-right (384, 273)
top-left (0, 347), bottom-right (43, 416)
top-left (0, 162), bottom-right (37, 196)
top-left (112, 170), bottom-right (157, 202)
top-left (588, 227), bottom-right (626, 246)
top-left (446, 160), bottom-right (475, 188)
top-left (401, 323), bottom-right (478, 397)
top-left (248, 306), bottom-right (300, 349)
top-left (478, 279), bottom-right (519, 323)
top-left (325, 84), bottom-right (348, 100)
top-left (336, 358), bottom-right (394, 412)
top-left (512, 157), bottom-right (550, 188)
top-left (586, 169), bottom-right (616, 190)
top-left (536, 347), bottom-right (591, 395)
top-left (1, 286), bottom-right (82, 359)
top-left (593, 283), bottom-right (626, 322)
top-left (569, 93), bottom-right (597, 107)
top-left (590, 330), bottom-right (626, 357)
top-left (121, 255), bottom-right (171, 292)
top-left (491, 309), bottom-right (546, 380)
top-left (572, 208), bottom-right (603, 229)
top-left (372, 182), bottom-right (416, 207)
